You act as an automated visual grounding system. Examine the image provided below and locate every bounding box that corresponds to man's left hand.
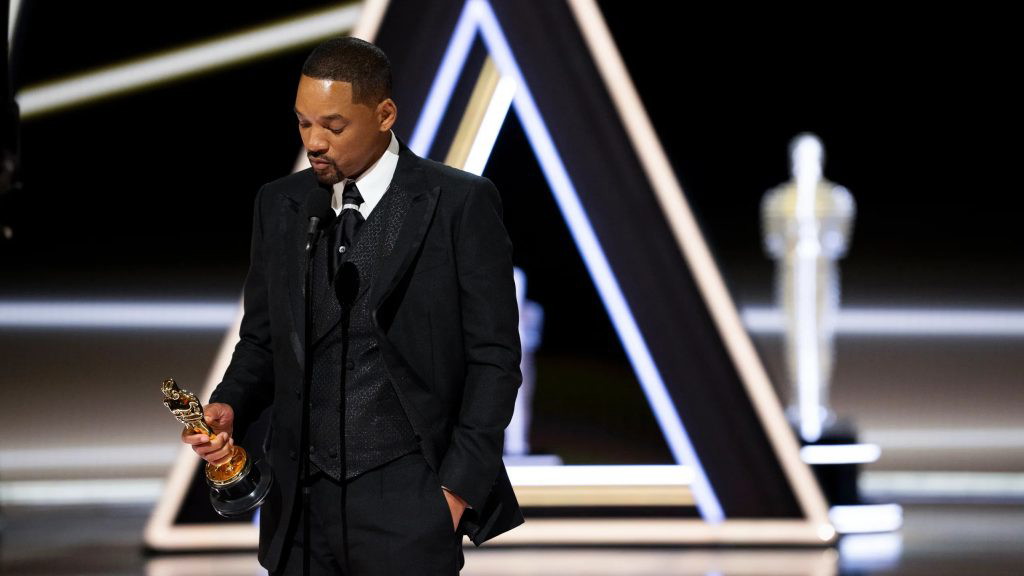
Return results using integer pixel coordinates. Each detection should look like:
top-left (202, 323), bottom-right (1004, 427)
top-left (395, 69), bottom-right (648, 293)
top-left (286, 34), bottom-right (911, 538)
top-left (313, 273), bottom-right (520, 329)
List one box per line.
top-left (443, 488), bottom-right (468, 532)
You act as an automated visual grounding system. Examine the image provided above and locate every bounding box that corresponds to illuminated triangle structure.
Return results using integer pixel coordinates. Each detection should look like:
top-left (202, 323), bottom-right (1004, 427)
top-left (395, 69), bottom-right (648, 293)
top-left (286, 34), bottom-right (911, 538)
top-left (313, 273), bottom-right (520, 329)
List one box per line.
top-left (147, 0), bottom-right (835, 551)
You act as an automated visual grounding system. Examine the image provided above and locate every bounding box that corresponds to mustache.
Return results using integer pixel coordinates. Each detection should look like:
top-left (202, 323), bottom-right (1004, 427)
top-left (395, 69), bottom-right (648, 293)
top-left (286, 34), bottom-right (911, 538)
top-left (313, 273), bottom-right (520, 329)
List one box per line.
top-left (308, 154), bottom-right (334, 165)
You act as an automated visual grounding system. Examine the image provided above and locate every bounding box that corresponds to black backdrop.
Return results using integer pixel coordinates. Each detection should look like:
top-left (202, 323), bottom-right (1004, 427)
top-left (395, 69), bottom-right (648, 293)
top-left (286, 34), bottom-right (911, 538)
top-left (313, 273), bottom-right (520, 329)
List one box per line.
top-left (3, 3), bottom-right (1018, 305)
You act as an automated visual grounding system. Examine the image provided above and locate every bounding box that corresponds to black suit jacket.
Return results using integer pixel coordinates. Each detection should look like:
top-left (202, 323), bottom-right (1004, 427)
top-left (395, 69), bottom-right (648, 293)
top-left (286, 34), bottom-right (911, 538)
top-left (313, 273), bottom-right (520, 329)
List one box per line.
top-left (210, 135), bottom-right (525, 571)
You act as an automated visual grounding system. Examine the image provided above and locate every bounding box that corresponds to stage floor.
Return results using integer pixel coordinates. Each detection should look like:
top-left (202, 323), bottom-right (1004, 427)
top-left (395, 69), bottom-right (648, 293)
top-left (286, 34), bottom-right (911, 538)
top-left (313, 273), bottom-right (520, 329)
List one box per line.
top-left (1, 502), bottom-right (1021, 575)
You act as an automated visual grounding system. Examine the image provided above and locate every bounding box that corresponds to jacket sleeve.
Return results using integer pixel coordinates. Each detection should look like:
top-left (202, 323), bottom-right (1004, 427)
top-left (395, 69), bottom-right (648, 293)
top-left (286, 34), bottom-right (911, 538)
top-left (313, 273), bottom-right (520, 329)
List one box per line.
top-left (438, 177), bottom-right (523, 511)
top-left (209, 185), bottom-right (276, 439)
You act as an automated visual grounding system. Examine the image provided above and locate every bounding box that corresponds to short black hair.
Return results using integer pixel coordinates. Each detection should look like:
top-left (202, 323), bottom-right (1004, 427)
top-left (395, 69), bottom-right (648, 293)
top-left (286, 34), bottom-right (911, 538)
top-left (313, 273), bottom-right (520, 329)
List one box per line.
top-left (301, 36), bottom-right (392, 106)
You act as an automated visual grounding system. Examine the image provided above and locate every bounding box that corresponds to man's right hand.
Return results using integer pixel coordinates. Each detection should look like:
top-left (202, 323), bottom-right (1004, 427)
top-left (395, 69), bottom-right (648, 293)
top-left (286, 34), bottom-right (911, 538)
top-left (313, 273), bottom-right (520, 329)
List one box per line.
top-left (181, 402), bottom-right (236, 466)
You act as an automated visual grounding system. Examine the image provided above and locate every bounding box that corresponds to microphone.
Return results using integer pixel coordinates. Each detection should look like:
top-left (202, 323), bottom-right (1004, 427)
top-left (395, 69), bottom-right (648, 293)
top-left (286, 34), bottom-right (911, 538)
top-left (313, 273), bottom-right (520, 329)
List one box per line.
top-left (302, 187), bottom-right (334, 253)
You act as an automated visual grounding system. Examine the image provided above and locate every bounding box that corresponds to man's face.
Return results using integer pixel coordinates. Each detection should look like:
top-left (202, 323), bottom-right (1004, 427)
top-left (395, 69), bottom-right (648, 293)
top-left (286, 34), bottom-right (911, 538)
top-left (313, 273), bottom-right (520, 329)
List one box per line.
top-left (294, 75), bottom-right (395, 186)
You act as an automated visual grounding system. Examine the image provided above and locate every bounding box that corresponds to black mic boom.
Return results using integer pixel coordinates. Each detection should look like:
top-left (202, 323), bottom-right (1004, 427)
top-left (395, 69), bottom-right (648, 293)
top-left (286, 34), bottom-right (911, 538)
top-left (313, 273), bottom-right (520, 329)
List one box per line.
top-left (302, 187), bottom-right (334, 252)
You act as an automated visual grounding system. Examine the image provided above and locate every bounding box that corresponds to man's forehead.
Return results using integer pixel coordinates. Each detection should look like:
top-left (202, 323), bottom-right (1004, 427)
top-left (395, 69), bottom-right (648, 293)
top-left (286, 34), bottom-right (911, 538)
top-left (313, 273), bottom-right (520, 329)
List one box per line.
top-left (295, 76), bottom-right (360, 118)
top-left (297, 75), bottom-right (354, 97)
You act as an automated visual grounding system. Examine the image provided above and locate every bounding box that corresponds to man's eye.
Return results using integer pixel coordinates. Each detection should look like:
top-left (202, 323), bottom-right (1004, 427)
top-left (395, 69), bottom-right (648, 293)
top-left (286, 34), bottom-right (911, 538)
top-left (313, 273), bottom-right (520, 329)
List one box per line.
top-left (330, 128), bottom-right (344, 134)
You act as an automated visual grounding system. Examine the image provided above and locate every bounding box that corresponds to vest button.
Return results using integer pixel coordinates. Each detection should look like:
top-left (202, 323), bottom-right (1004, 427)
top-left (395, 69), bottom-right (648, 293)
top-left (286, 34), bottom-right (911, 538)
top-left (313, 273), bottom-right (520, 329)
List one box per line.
top-left (346, 360), bottom-right (355, 370)
top-left (288, 449), bottom-right (297, 460)
top-left (338, 245), bottom-right (347, 254)
top-left (294, 387), bottom-right (300, 398)
top-left (308, 445), bottom-right (315, 454)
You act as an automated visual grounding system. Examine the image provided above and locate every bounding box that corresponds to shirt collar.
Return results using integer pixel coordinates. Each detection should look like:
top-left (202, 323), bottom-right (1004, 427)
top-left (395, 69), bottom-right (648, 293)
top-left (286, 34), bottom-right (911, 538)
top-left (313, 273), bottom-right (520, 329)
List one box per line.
top-left (331, 130), bottom-right (400, 217)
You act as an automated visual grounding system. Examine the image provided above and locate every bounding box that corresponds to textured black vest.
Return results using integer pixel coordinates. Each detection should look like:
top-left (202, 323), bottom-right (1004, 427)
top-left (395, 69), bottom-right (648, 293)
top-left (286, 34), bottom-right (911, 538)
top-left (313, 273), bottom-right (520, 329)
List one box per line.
top-left (308, 183), bottom-right (418, 481)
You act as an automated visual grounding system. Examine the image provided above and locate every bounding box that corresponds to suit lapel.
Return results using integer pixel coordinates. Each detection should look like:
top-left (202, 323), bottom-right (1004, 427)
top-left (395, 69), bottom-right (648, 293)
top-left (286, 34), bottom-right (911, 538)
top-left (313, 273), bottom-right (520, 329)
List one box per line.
top-left (370, 140), bottom-right (440, 315)
top-left (285, 169), bottom-right (320, 370)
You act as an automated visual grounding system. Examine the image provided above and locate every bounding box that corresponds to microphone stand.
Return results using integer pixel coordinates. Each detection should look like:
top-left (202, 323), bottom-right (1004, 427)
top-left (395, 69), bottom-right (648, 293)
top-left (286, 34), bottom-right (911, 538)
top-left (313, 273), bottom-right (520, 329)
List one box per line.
top-left (338, 267), bottom-right (352, 573)
top-left (300, 221), bottom-right (321, 576)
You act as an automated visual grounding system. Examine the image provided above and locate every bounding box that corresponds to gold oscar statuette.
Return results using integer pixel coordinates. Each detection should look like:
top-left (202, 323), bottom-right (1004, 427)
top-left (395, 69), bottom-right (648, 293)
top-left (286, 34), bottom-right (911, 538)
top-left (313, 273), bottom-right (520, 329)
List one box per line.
top-left (161, 377), bottom-right (273, 517)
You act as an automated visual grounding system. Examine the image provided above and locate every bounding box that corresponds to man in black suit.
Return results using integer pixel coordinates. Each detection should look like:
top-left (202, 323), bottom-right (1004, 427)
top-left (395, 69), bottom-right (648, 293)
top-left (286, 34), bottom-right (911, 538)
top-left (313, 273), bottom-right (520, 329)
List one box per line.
top-left (183, 37), bottom-right (524, 575)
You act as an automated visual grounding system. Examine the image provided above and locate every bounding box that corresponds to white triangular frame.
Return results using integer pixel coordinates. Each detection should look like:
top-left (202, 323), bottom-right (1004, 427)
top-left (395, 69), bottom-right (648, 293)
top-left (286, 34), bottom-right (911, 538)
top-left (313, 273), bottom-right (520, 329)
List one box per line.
top-left (146, 0), bottom-right (834, 550)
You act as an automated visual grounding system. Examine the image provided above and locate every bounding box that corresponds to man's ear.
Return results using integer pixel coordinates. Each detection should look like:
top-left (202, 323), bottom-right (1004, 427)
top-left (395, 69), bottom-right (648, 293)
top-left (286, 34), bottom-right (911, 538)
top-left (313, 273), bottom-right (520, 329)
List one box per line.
top-left (377, 98), bottom-right (397, 132)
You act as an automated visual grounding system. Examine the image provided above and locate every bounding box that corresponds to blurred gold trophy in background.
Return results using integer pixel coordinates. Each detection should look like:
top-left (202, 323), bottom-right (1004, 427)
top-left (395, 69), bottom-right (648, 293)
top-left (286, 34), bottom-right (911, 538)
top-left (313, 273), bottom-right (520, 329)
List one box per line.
top-left (161, 377), bottom-right (272, 517)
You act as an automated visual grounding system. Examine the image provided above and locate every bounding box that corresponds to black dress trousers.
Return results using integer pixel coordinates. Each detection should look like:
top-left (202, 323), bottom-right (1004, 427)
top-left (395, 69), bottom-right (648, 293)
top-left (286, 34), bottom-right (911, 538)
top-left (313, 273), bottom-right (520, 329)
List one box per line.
top-left (272, 448), bottom-right (465, 575)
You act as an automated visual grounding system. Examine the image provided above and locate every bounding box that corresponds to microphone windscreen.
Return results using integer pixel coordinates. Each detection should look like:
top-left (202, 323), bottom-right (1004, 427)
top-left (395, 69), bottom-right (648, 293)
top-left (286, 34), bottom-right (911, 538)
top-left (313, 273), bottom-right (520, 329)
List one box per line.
top-left (303, 187), bottom-right (335, 228)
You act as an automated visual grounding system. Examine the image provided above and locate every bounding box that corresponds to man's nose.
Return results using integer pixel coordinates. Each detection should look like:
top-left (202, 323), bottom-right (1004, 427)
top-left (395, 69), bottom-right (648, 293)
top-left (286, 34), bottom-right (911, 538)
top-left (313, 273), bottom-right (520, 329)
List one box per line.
top-left (306, 133), bottom-right (328, 156)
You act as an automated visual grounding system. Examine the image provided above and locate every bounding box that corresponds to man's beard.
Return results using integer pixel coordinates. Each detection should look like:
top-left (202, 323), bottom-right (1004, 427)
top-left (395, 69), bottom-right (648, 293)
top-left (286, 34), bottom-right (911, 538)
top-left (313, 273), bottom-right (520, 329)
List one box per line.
top-left (311, 160), bottom-right (342, 186)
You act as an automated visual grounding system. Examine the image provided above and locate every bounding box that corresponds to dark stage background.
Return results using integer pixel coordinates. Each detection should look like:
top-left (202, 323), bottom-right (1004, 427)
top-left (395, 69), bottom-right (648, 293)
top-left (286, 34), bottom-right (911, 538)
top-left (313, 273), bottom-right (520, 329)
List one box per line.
top-left (3, 4), bottom-right (1019, 305)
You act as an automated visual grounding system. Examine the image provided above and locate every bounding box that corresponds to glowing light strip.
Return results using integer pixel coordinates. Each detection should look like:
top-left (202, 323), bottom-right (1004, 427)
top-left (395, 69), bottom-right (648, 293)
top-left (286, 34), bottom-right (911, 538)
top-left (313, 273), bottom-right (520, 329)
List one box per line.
top-left (0, 479), bottom-right (164, 505)
top-left (828, 504), bottom-right (903, 534)
top-left (408, 0), bottom-right (724, 522)
top-left (445, 549), bottom-right (838, 574)
top-left (147, 555), bottom-right (263, 576)
top-left (0, 300), bottom-right (237, 329)
top-left (508, 465), bottom-right (694, 486)
top-left (799, 444), bottom-right (881, 465)
top-left (487, 518), bottom-right (835, 545)
top-left (5, 299), bottom-right (1023, 336)
top-left (15, 3), bottom-right (361, 119)
top-left (0, 444), bottom-right (177, 470)
top-left (838, 533), bottom-right (903, 568)
top-left (463, 74), bottom-right (517, 175)
top-left (744, 306), bottom-right (1024, 337)
top-left (864, 427), bottom-right (1024, 449)
top-left (8, 0), bottom-right (21, 44)
top-left (861, 471), bottom-right (1024, 499)
top-left (408, 2), bottom-right (481, 156)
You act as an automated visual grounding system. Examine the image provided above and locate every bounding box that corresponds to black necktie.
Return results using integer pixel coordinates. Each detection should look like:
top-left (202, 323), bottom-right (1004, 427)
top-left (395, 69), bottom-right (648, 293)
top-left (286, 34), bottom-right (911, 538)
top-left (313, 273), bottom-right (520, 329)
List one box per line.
top-left (330, 181), bottom-right (364, 282)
